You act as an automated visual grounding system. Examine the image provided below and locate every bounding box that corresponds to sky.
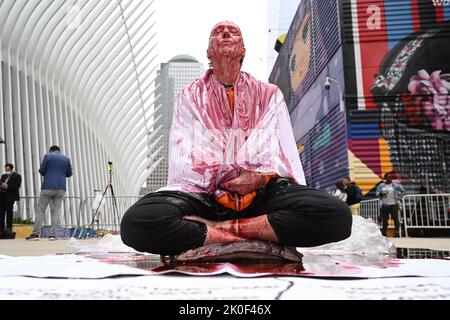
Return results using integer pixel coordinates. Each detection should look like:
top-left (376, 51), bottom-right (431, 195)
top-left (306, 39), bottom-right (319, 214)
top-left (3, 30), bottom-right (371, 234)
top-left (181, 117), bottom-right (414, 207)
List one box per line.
top-left (155, 0), bottom-right (269, 81)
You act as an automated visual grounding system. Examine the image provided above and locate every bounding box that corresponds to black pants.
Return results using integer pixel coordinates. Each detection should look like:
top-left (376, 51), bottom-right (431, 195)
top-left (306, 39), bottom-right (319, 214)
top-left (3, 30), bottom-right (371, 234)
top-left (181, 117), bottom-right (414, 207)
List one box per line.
top-left (0, 200), bottom-right (14, 231)
top-left (121, 178), bottom-right (353, 256)
top-left (380, 204), bottom-right (400, 236)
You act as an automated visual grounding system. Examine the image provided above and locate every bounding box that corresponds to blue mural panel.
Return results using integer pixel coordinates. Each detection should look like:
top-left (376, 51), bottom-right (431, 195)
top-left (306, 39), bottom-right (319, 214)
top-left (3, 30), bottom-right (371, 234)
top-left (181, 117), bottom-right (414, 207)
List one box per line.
top-left (299, 105), bottom-right (348, 193)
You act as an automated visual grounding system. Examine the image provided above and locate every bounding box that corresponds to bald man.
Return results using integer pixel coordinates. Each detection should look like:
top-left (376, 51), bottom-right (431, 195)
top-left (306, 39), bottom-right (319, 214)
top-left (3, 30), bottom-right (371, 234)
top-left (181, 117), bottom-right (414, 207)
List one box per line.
top-left (121, 22), bottom-right (352, 256)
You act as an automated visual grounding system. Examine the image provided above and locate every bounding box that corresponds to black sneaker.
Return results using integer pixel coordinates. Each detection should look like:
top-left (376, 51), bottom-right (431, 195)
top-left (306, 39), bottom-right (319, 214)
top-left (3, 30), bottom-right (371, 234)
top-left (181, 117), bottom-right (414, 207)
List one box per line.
top-left (48, 235), bottom-right (56, 241)
top-left (26, 233), bottom-right (40, 241)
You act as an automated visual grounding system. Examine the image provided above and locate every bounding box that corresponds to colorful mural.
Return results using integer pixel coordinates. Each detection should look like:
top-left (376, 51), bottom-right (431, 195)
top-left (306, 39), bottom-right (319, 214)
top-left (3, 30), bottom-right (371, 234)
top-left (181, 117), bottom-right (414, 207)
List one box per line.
top-left (270, 0), bottom-right (341, 112)
top-left (298, 105), bottom-right (349, 193)
top-left (270, 0), bottom-right (348, 191)
top-left (270, 0), bottom-right (450, 194)
top-left (343, 0), bottom-right (450, 193)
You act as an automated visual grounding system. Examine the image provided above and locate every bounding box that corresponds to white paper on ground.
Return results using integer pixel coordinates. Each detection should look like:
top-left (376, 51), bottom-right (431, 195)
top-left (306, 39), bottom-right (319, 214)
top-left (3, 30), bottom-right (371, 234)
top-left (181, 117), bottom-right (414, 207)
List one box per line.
top-left (280, 276), bottom-right (450, 300)
top-left (354, 259), bottom-right (450, 278)
top-left (66, 235), bottom-right (142, 254)
top-left (0, 275), bottom-right (449, 300)
top-left (0, 275), bottom-right (287, 300)
top-left (0, 255), bottom-right (154, 279)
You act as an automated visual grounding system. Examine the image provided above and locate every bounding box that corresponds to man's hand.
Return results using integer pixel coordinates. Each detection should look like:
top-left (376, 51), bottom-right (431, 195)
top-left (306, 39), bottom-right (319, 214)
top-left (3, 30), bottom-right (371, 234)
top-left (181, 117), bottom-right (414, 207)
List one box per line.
top-left (220, 170), bottom-right (264, 195)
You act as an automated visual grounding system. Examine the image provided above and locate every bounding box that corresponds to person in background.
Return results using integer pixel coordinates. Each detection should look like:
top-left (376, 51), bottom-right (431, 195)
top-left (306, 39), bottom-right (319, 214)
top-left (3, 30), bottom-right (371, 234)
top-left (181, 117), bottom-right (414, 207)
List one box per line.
top-left (343, 177), bottom-right (363, 215)
top-left (376, 173), bottom-right (406, 237)
top-left (333, 181), bottom-right (348, 203)
top-left (0, 164), bottom-right (22, 233)
top-left (27, 146), bottom-right (72, 241)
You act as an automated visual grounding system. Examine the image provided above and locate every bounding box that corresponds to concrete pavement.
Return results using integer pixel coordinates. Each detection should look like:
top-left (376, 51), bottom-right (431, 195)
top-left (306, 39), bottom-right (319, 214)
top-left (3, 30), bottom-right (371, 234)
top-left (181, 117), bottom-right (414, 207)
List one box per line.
top-left (0, 239), bottom-right (99, 257)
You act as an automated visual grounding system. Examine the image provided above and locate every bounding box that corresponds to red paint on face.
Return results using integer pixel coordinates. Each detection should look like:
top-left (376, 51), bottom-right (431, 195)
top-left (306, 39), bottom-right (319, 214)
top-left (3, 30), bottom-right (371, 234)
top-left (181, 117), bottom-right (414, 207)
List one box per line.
top-left (207, 21), bottom-right (246, 85)
top-left (208, 22), bottom-right (244, 59)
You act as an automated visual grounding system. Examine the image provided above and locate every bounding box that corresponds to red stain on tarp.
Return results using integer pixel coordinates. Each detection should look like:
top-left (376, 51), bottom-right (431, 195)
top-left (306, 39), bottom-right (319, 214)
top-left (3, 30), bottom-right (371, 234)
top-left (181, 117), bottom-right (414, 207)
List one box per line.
top-left (153, 262), bottom-right (308, 276)
top-left (80, 252), bottom-right (405, 278)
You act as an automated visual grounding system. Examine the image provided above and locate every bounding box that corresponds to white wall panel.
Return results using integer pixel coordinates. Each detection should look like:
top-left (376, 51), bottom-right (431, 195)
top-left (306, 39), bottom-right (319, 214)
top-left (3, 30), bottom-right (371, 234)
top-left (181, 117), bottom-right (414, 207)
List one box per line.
top-left (0, 0), bottom-right (158, 219)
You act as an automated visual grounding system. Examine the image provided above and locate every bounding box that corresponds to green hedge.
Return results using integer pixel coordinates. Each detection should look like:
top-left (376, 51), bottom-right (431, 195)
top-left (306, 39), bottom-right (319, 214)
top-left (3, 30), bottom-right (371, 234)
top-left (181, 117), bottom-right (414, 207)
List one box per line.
top-left (12, 217), bottom-right (34, 225)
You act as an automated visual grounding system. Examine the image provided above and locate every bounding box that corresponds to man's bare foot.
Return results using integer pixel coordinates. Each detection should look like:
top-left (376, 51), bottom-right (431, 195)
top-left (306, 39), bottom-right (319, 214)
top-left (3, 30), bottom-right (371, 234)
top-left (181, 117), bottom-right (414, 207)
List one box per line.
top-left (237, 216), bottom-right (280, 243)
top-left (183, 216), bottom-right (246, 244)
top-left (205, 225), bottom-right (247, 244)
top-left (183, 215), bottom-right (279, 243)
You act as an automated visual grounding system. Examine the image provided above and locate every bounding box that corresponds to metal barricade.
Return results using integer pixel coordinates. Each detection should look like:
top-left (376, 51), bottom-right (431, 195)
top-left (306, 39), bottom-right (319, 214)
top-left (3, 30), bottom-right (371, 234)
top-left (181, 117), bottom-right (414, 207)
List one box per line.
top-left (359, 198), bottom-right (406, 237)
top-left (15, 196), bottom-right (82, 229)
top-left (359, 198), bottom-right (381, 224)
top-left (402, 194), bottom-right (450, 237)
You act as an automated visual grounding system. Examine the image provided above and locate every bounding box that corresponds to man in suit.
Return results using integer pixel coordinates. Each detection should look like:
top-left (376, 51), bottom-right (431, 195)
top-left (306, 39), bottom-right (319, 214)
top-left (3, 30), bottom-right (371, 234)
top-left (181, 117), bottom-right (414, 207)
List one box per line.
top-left (0, 163), bottom-right (22, 232)
top-left (27, 146), bottom-right (72, 241)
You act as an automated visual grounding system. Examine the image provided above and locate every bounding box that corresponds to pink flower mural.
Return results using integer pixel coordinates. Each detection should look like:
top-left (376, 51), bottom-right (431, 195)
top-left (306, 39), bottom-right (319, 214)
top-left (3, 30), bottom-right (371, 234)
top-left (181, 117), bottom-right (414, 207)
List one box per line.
top-left (407, 70), bottom-right (450, 131)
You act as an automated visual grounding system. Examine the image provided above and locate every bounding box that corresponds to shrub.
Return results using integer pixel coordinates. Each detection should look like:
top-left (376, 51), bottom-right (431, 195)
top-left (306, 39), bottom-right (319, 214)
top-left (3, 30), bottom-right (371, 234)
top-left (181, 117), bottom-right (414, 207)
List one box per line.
top-left (12, 217), bottom-right (34, 225)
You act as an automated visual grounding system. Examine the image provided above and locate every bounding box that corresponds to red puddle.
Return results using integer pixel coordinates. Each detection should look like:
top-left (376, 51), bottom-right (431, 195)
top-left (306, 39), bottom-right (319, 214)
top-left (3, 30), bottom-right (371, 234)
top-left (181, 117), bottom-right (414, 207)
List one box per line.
top-left (80, 253), bottom-right (310, 275)
top-left (78, 248), bottom-right (448, 277)
top-left (153, 262), bottom-right (310, 276)
top-left (79, 252), bottom-right (399, 277)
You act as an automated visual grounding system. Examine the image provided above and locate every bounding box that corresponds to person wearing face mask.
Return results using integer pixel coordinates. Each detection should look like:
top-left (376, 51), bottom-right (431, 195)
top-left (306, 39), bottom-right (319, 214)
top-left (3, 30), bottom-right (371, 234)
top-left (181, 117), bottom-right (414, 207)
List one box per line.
top-left (0, 163), bottom-right (22, 234)
top-left (120, 21), bottom-right (352, 257)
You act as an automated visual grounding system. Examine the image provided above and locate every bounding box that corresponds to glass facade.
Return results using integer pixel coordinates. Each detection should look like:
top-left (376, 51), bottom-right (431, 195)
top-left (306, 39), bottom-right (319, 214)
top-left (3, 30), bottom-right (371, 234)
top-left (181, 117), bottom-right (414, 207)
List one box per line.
top-left (267, 0), bottom-right (302, 76)
top-left (146, 55), bottom-right (204, 192)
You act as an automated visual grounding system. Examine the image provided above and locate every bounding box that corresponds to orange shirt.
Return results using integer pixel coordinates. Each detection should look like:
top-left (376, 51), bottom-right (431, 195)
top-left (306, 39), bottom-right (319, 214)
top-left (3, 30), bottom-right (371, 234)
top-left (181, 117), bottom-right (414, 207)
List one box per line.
top-left (226, 86), bottom-right (235, 115)
top-left (218, 85), bottom-right (277, 212)
top-left (216, 174), bottom-right (277, 212)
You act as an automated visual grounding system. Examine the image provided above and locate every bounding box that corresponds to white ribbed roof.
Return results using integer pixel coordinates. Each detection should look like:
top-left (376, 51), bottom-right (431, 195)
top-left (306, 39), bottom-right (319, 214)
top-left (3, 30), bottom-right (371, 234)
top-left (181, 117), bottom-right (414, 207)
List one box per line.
top-left (0, 0), bottom-right (160, 198)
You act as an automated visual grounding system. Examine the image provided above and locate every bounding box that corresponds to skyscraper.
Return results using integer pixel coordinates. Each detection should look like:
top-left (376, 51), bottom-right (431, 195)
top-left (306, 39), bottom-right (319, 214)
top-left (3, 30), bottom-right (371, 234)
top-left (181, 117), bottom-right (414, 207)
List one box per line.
top-left (267, 0), bottom-right (302, 74)
top-left (146, 55), bottom-right (204, 192)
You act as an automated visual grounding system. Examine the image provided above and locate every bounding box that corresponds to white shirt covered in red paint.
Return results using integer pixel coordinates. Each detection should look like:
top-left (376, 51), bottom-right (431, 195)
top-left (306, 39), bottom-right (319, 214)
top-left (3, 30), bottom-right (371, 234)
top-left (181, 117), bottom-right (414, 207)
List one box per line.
top-left (159, 70), bottom-right (306, 198)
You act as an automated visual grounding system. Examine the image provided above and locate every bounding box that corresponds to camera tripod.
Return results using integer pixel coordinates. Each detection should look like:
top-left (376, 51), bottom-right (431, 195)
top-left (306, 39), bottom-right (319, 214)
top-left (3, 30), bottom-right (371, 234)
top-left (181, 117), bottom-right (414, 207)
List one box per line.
top-left (87, 162), bottom-right (120, 237)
